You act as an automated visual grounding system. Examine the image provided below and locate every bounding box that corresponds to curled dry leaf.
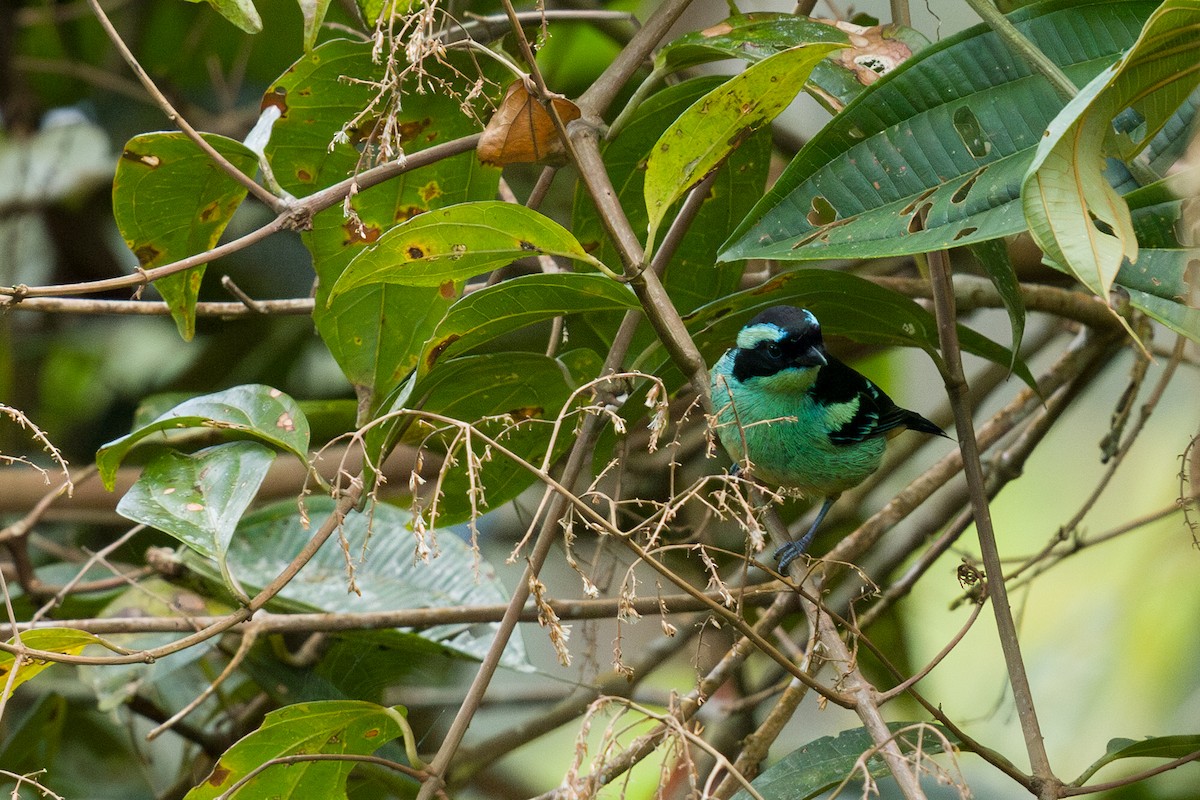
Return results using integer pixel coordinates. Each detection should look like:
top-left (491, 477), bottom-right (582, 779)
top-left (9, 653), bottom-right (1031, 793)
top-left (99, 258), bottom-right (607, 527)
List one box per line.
top-left (477, 80), bottom-right (582, 166)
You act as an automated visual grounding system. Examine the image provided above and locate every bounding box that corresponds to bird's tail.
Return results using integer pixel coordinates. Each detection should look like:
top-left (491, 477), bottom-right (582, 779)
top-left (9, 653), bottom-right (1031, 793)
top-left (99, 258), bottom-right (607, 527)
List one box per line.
top-left (904, 410), bottom-right (953, 440)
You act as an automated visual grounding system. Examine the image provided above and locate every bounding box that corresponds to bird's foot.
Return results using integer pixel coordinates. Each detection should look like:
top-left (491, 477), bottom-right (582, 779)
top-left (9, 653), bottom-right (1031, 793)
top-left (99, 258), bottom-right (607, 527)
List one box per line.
top-left (775, 541), bottom-right (808, 573)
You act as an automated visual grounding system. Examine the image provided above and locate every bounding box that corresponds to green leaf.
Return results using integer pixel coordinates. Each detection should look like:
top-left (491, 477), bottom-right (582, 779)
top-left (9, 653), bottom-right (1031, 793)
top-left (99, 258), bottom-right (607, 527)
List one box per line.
top-left (328, 202), bottom-right (607, 299)
top-left (573, 76), bottom-right (772, 316)
top-left (185, 700), bottom-right (408, 799)
top-left (1124, 285), bottom-right (1200, 341)
top-left (96, 384), bottom-right (310, 490)
top-left (113, 132), bottom-right (258, 340)
top-left (199, 0), bottom-right (263, 33)
top-left (0, 629), bottom-right (102, 699)
top-left (297, 0), bottom-right (333, 51)
top-left (0, 693), bottom-right (67, 774)
top-left (1023, 0), bottom-right (1200, 303)
top-left (418, 357), bottom-right (574, 524)
top-left (660, 269), bottom-right (1035, 389)
top-left (263, 39), bottom-right (501, 409)
top-left (644, 42), bottom-right (845, 249)
top-left (183, 497), bottom-right (531, 668)
top-left (967, 238), bottom-right (1026, 361)
top-left (115, 442), bottom-right (275, 561)
top-left (355, 0), bottom-right (416, 25)
top-left (1074, 734), bottom-right (1200, 787)
top-left (730, 722), bottom-right (959, 800)
top-left (1109, 174), bottom-right (1200, 340)
top-left (417, 273), bottom-right (639, 378)
top-left (720, 0), bottom-right (1161, 263)
top-left (400, 352), bottom-right (579, 526)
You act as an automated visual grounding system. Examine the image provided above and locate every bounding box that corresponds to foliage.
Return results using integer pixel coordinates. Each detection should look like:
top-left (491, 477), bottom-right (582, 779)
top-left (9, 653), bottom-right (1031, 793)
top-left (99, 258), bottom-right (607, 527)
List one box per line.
top-left (1, 0), bottom-right (1198, 799)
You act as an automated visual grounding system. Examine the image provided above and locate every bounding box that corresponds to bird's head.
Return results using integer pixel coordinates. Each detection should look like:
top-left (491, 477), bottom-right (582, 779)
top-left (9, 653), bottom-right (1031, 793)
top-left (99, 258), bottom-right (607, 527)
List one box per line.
top-left (727, 306), bottom-right (829, 392)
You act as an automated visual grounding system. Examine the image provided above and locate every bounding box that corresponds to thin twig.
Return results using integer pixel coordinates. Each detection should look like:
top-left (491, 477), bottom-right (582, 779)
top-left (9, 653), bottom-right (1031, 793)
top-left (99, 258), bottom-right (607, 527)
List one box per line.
top-left (0, 134), bottom-right (481, 300)
top-left (1061, 749), bottom-right (1200, 796)
top-left (84, 0), bottom-right (287, 212)
top-left (877, 600), bottom-right (984, 702)
top-left (146, 625), bottom-right (259, 740)
top-left (712, 636), bottom-right (819, 798)
top-left (30, 524), bottom-right (147, 622)
top-left (860, 329), bottom-right (1118, 627)
top-left (452, 614), bottom-right (703, 782)
top-left (532, 592), bottom-right (799, 799)
top-left (769, 512), bottom-right (929, 800)
top-left (0, 488), bottom-right (360, 666)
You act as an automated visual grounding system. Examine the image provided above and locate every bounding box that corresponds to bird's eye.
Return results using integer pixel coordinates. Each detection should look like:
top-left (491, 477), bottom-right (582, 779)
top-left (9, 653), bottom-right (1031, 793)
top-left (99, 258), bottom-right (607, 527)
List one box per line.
top-left (764, 342), bottom-right (782, 359)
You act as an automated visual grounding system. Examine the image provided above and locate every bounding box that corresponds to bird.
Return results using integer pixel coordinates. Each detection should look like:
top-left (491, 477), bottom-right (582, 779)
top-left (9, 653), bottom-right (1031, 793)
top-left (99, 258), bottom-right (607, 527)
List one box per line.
top-left (709, 305), bottom-right (950, 571)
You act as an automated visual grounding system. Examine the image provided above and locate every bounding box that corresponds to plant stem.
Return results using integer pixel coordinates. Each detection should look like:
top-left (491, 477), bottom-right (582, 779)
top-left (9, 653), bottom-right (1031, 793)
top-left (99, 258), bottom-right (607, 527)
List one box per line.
top-left (926, 249), bottom-right (1058, 795)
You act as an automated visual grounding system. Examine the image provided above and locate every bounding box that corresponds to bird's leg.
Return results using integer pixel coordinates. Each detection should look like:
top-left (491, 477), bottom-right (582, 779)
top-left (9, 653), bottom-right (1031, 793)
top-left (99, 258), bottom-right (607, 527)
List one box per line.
top-left (775, 494), bottom-right (839, 572)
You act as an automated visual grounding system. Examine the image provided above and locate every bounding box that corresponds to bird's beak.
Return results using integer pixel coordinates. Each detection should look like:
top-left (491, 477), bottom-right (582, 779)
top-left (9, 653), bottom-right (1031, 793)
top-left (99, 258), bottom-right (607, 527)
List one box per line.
top-left (796, 345), bottom-right (827, 368)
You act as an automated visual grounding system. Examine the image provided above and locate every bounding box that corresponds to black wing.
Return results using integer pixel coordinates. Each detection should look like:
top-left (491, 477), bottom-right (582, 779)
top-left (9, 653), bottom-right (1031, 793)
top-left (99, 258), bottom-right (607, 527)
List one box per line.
top-left (814, 357), bottom-right (949, 445)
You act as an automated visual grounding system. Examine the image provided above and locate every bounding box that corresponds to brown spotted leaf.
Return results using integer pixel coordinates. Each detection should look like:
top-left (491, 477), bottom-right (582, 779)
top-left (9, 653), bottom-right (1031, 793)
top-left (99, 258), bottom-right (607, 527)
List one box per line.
top-left (1, 629), bottom-right (102, 700)
top-left (261, 39), bottom-right (501, 412)
top-left (112, 132), bottom-right (258, 340)
top-left (643, 42), bottom-right (844, 251)
top-left (327, 201), bottom-right (607, 298)
top-left (477, 80), bottom-right (582, 165)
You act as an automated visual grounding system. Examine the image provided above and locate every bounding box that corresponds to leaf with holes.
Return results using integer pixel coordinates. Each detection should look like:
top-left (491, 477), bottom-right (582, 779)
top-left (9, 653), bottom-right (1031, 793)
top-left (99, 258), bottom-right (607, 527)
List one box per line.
top-left (112, 132), bottom-right (258, 340)
top-left (1023, 0), bottom-right (1200, 306)
top-left (185, 700), bottom-right (409, 799)
top-left (720, 1), bottom-right (1162, 263)
top-left (327, 202), bottom-right (608, 298)
top-left (644, 42), bottom-right (844, 251)
top-left (116, 442), bottom-right (275, 564)
top-left (96, 384), bottom-right (309, 490)
top-left (1116, 175), bottom-right (1200, 340)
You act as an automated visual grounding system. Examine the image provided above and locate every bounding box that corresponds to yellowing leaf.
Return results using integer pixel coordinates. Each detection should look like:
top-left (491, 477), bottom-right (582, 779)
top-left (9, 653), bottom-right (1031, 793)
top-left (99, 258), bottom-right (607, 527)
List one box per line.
top-left (644, 42), bottom-right (844, 251)
top-left (0, 629), bottom-right (102, 699)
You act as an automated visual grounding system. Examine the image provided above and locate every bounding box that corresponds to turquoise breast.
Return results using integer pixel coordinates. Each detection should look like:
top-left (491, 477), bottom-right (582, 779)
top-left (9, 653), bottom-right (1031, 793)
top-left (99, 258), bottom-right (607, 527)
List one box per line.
top-left (710, 355), bottom-right (885, 496)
